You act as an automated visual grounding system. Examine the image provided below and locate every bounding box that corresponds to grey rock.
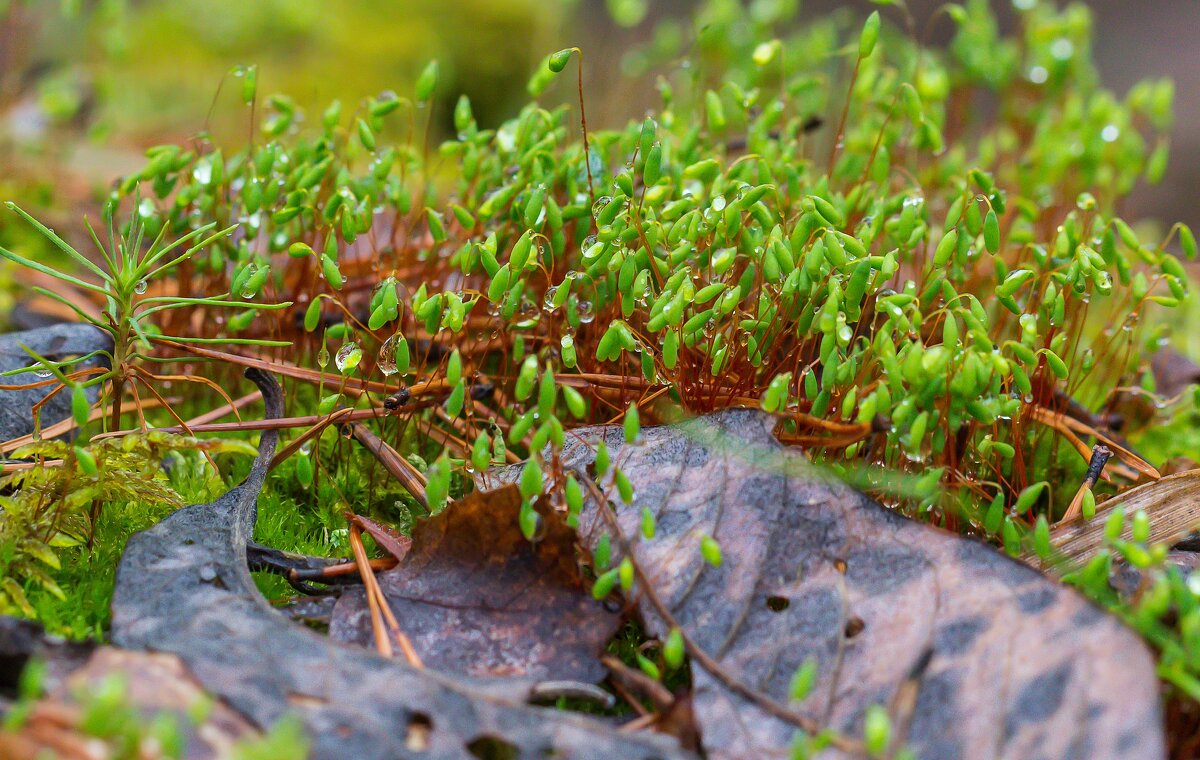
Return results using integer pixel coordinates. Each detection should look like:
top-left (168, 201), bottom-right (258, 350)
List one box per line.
top-left (0, 323), bottom-right (111, 443)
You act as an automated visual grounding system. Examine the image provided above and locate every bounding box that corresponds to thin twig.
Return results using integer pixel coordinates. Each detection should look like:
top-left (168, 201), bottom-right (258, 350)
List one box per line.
top-left (348, 523), bottom-right (392, 658)
top-left (347, 421), bottom-right (428, 508)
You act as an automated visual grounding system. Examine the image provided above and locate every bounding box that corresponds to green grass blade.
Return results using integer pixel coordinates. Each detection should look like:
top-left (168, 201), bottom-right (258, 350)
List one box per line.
top-left (0, 245), bottom-right (106, 295)
top-left (4, 202), bottom-right (112, 283)
top-left (30, 287), bottom-right (108, 330)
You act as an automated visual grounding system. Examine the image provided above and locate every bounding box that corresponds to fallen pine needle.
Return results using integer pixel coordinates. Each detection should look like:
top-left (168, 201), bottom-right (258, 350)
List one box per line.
top-left (348, 523), bottom-right (422, 668)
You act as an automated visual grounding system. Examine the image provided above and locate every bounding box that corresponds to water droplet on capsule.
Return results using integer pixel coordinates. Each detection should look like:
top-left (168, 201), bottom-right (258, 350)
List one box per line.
top-left (335, 342), bottom-right (363, 373)
top-left (592, 195), bottom-right (613, 218)
top-left (577, 300), bottom-right (595, 324)
top-left (377, 334), bottom-right (401, 376)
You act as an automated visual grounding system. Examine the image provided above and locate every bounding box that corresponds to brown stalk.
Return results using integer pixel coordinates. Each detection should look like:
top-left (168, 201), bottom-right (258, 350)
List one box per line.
top-left (348, 523), bottom-right (392, 658)
top-left (2, 459), bottom-right (65, 472)
top-left (1029, 405), bottom-right (1159, 480)
top-left (347, 421), bottom-right (428, 508)
top-left (268, 407), bottom-right (357, 471)
top-left (185, 389), bottom-right (261, 427)
top-left (0, 395), bottom-right (176, 454)
top-left (1059, 445), bottom-right (1113, 524)
top-left (601, 654), bottom-right (674, 711)
top-left (93, 407), bottom-right (386, 440)
top-left (135, 368), bottom-right (244, 421)
top-left (410, 417), bottom-right (472, 459)
top-left (348, 523), bottom-right (423, 668)
top-left (293, 557), bottom-right (398, 580)
top-left (151, 338), bottom-right (448, 399)
top-left (131, 374), bottom-right (218, 471)
top-left (0, 366), bottom-right (107, 391)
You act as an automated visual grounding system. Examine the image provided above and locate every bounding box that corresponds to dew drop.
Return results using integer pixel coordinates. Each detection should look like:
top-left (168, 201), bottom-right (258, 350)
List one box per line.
top-left (134, 279), bottom-right (148, 294)
top-left (192, 162), bottom-right (213, 184)
top-left (1049, 38), bottom-right (1074, 61)
top-left (543, 286), bottom-right (559, 311)
top-left (377, 334), bottom-right (401, 376)
top-left (335, 342), bottom-right (363, 373)
top-left (711, 195), bottom-right (727, 211)
top-left (33, 367), bottom-right (53, 379)
top-left (592, 195), bottom-right (613, 219)
top-left (317, 346), bottom-right (330, 368)
top-left (577, 300), bottom-right (595, 324)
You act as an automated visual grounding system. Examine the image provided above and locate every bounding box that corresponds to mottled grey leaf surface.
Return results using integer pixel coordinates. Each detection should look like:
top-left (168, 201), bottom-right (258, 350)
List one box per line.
top-left (111, 369), bottom-right (690, 760)
top-left (493, 409), bottom-right (1164, 760)
top-left (0, 323), bottom-right (111, 442)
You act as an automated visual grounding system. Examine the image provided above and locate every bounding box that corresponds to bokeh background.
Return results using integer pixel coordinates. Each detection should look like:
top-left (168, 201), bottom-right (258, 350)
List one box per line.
top-left (2, 0), bottom-right (1198, 244)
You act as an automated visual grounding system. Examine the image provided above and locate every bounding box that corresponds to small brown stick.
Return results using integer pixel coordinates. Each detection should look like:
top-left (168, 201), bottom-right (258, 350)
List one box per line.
top-left (135, 368), bottom-right (243, 422)
top-left (2, 459), bottom-right (65, 472)
top-left (886, 647), bottom-right (935, 757)
top-left (607, 678), bottom-right (652, 719)
top-left (131, 374), bottom-right (218, 472)
top-left (291, 557), bottom-right (398, 581)
top-left (601, 654), bottom-right (674, 711)
top-left (410, 417), bottom-right (471, 458)
top-left (348, 523), bottom-right (423, 668)
top-left (1038, 469), bottom-right (1200, 568)
top-left (619, 713), bottom-right (659, 733)
top-left (152, 338), bottom-right (449, 399)
top-left (1029, 406), bottom-right (1159, 480)
top-left (185, 389), bottom-right (261, 426)
top-left (94, 407), bottom-right (383, 440)
top-left (268, 407), bottom-right (357, 471)
top-left (347, 422), bottom-right (428, 508)
top-left (0, 366), bottom-right (106, 391)
top-left (0, 395), bottom-right (178, 454)
top-left (348, 523), bottom-right (392, 658)
top-left (1059, 445), bottom-right (1113, 524)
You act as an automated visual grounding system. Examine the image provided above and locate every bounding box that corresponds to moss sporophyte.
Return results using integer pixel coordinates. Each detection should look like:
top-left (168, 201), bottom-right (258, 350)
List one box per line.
top-left (3, 0), bottom-right (1200, 746)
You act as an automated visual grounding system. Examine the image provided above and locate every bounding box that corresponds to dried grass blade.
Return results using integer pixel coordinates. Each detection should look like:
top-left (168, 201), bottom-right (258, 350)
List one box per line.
top-left (1040, 469), bottom-right (1200, 568)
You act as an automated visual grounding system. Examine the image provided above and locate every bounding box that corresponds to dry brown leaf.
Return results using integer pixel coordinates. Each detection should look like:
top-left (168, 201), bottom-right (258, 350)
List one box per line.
top-left (331, 484), bottom-right (621, 682)
top-left (348, 512), bottom-right (413, 563)
top-left (490, 409), bottom-right (1165, 760)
